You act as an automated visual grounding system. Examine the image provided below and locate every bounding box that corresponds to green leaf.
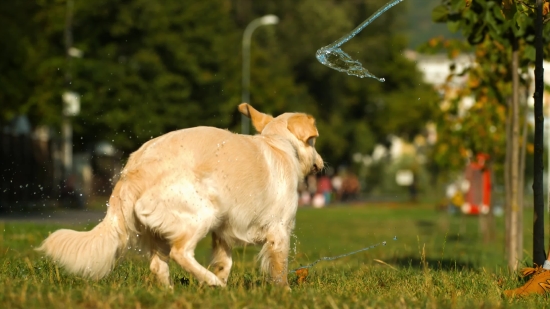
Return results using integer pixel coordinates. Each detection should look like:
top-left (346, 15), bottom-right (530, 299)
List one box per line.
top-left (484, 9), bottom-right (501, 37)
top-left (450, 0), bottom-right (466, 12)
top-left (524, 45), bottom-right (536, 62)
top-left (447, 20), bottom-right (461, 33)
top-left (432, 5), bottom-right (449, 23)
top-left (492, 3), bottom-right (505, 21)
top-left (501, 0), bottom-right (517, 20)
top-left (512, 12), bottom-right (529, 37)
top-left (467, 23), bottom-right (486, 45)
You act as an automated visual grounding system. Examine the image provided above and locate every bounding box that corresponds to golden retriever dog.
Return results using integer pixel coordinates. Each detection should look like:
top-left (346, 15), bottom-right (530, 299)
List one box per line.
top-left (37, 103), bottom-right (324, 288)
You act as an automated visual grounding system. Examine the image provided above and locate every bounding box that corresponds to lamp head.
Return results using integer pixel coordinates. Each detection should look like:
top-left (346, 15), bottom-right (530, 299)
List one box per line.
top-left (260, 14), bottom-right (279, 25)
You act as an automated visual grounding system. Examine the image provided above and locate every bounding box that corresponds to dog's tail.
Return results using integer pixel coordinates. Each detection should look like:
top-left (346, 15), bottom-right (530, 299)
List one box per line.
top-left (36, 181), bottom-right (137, 280)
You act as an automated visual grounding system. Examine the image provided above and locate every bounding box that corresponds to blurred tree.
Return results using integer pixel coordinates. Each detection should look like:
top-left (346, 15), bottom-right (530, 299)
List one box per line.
top-left (427, 0), bottom-right (550, 269)
top-left (239, 0), bottom-right (439, 165)
top-left (0, 0), bottom-right (64, 125)
top-left (71, 0), bottom-right (243, 152)
top-left (0, 0), bottom-right (438, 170)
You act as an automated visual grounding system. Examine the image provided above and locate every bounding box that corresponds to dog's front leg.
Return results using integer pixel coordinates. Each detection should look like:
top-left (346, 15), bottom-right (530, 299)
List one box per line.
top-left (150, 251), bottom-right (172, 287)
top-left (259, 230), bottom-right (290, 287)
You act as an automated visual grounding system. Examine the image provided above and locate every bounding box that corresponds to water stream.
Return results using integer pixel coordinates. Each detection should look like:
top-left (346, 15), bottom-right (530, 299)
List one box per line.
top-left (289, 236), bottom-right (397, 273)
top-left (316, 0), bottom-right (406, 81)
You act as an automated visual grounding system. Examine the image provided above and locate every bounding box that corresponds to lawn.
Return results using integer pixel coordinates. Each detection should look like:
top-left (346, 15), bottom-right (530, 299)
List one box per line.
top-left (1, 203), bottom-right (548, 308)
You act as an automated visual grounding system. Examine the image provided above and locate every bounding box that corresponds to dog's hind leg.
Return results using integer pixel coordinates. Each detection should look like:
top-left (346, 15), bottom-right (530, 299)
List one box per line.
top-left (149, 239), bottom-right (172, 287)
top-left (170, 231), bottom-right (225, 287)
top-left (135, 179), bottom-right (223, 287)
top-left (209, 232), bottom-right (233, 284)
top-left (258, 229), bottom-right (291, 287)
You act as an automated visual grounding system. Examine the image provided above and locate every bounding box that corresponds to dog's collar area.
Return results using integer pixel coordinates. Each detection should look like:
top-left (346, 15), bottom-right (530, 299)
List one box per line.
top-left (288, 140), bottom-right (300, 162)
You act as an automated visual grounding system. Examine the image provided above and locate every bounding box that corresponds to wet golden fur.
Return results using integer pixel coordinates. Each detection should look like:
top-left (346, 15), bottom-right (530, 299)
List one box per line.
top-left (37, 103), bottom-right (324, 288)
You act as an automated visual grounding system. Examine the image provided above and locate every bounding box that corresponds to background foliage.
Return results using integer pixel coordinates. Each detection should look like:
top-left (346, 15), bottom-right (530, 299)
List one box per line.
top-left (0, 0), bottom-right (439, 166)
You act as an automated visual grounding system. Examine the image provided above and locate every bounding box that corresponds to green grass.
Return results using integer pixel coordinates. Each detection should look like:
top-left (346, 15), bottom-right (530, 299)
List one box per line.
top-left (1, 203), bottom-right (548, 308)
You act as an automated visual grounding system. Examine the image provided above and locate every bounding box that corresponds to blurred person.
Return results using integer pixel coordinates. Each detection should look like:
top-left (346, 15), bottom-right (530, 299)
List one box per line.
top-left (317, 174), bottom-right (333, 205)
top-left (306, 174), bottom-right (317, 201)
top-left (445, 182), bottom-right (464, 215)
top-left (341, 172), bottom-right (360, 202)
top-left (331, 172), bottom-right (343, 202)
top-left (298, 180), bottom-right (310, 206)
top-left (312, 192), bottom-right (325, 208)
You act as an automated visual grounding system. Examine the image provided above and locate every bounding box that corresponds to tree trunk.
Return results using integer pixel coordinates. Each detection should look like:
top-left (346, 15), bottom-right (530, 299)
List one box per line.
top-left (518, 88), bottom-right (528, 261)
top-left (505, 97), bottom-right (512, 260)
top-left (533, 0), bottom-right (546, 266)
top-left (507, 36), bottom-right (521, 271)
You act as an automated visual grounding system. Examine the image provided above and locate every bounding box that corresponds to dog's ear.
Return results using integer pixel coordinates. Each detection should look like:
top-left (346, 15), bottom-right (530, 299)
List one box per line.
top-left (238, 103), bottom-right (274, 133)
top-left (287, 114), bottom-right (318, 145)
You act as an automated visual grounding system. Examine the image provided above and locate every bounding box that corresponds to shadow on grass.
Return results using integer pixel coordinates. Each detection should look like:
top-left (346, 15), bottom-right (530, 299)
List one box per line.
top-left (445, 234), bottom-right (471, 242)
top-left (415, 220), bottom-right (435, 228)
top-left (415, 219), bottom-right (436, 235)
top-left (392, 256), bottom-right (476, 271)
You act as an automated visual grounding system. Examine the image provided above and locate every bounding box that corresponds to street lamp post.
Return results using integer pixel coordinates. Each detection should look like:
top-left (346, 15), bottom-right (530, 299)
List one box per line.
top-left (63, 0), bottom-right (82, 183)
top-left (241, 14), bottom-right (279, 134)
top-left (63, 0), bottom-right (75, 182)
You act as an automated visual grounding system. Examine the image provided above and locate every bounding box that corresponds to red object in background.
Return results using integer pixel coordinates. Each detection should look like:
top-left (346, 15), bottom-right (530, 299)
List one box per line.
top-left (462, 153), bottom-right (491, 215)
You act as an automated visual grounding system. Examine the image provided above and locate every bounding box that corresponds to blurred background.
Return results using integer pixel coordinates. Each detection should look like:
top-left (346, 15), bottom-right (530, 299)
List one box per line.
top-left (0, 0), bottom-right (549, 214)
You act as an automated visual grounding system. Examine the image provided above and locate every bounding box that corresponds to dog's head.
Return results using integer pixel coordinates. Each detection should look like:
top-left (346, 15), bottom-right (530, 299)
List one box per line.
top-left (238, 103), bottom-right (324, 176)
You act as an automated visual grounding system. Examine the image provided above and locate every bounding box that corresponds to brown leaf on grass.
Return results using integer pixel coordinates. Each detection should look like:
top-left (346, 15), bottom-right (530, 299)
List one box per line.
top-left (521, 266), bottom-right (546, 277)
top-left (295, 268), bottom-right (309, 284)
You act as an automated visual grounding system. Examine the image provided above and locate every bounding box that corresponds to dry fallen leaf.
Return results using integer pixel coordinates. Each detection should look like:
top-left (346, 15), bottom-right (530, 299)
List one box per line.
top-left (295, 268), bottom-right (309, 284)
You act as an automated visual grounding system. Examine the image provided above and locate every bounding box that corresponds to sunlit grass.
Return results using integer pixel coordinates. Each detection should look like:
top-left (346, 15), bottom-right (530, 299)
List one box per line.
top-left (0, 203), bottom-right (548, 308)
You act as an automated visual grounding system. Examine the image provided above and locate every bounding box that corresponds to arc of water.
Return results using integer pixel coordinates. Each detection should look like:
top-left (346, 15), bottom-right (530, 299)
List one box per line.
top-left (289, 236), bottom-right (397, 273)
top-left (316, 0), bottom-right (406, 81)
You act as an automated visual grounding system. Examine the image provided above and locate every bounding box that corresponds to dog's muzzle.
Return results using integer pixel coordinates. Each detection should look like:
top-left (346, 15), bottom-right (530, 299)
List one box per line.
top-left (310, 149), bottom-right (324, 174)
top-left (312, 164), bottom-right (320, 174)
top-left (311, 154), bottom-right (324, 174)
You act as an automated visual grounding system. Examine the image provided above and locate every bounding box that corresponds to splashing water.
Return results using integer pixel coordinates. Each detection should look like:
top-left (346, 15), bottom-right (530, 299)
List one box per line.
top-left (289, 236), bottom-right (398, 273)
top-left (316, 0), bottom-right (406, 81)
top-left (288, 233), bottom-right (300, 265)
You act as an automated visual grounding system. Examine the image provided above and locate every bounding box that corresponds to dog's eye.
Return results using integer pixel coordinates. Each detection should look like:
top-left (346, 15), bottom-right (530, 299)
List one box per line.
top-left (307, 137), bottom-right (316, 147)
